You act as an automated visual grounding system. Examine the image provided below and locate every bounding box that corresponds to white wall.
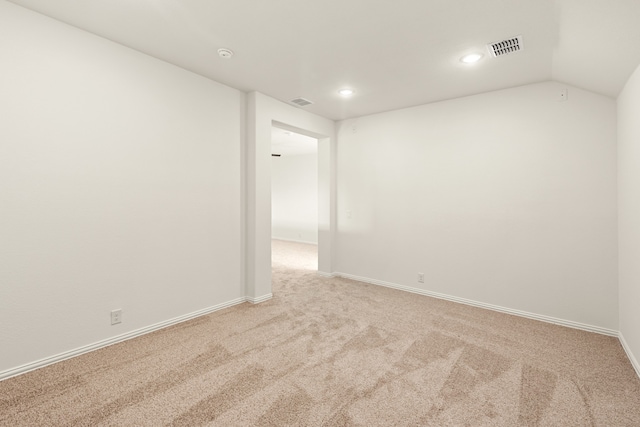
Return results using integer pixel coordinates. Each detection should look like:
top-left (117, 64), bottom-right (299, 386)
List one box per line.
top-left (0, 2), bottom-right (244, 375)
top-left (336, 81), bottom-right (618, 330)
top-left (618, 63), bottom-right (640, 373)
top-left (272, 154), bottom-right (318, 244)
top-left (1, 0), bottom-right (629, 380)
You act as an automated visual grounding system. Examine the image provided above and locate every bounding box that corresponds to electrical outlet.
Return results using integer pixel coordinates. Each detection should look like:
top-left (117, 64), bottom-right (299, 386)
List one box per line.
top-left (111, 309), bottom-right (122, 325)
top-left (418, 273), bottom-right (424, 283)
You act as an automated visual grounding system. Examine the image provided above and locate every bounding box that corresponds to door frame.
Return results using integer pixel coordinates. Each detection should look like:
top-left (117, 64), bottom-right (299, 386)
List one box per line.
top-left (244, 92), bottom-right (335, 302)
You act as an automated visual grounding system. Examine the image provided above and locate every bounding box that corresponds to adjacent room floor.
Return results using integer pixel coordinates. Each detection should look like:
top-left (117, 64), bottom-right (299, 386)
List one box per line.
top-left (1, 240), bottom-right (639, 426)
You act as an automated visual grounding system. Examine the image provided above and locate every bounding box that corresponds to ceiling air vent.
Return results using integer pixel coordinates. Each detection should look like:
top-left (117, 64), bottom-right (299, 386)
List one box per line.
top-left (487, 35), bottom-right (523, 58)
top-left (289, 97), bottom-right (314, 107)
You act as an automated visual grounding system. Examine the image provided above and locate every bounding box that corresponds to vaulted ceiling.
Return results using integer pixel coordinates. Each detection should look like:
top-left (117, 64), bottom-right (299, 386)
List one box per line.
top-left (8, 0), bottom-right (640, 120)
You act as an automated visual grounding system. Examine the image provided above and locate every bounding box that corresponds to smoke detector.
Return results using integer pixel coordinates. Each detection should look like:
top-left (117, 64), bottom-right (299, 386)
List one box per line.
top-left (487, 35), bottom-right (523, 58)
top-left (217, 48), bottom-right (234, 59)
top-left (289, 97), bottom-right (314, 107)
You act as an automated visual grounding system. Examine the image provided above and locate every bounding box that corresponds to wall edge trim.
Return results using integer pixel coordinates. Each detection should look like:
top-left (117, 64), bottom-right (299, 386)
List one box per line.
top-left (247, 293), bottom-right (273, 304)
top-left (619, 332), bottom-right (640, 380)
top-left (334, 272), bottom-right (619, 337)
top-left (0, 297), bottom-right (247, 382)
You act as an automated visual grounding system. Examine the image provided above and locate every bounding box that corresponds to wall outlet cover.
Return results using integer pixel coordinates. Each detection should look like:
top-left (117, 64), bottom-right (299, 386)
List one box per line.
top-left (111, 309), bottom-right (122, 325)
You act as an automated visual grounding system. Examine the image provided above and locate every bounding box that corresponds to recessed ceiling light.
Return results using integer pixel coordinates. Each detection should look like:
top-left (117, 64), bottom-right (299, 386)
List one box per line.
top-left (460, 53), bottom-right (483, 64)
top-left (338, 88), bottom-right (355, 97)
top-left (217, 48), bottom-right (234, 59)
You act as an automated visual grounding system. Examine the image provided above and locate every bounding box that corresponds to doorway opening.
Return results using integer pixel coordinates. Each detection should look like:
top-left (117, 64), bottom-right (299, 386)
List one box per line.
top-left (270, 125), bottom-right (318, 272)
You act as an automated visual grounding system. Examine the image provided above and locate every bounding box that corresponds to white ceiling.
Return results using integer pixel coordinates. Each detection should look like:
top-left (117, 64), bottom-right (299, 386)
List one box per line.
top-left (272, 127), bottom-right (317, 157)
top-left (7, 0), bottom-right (640, 120)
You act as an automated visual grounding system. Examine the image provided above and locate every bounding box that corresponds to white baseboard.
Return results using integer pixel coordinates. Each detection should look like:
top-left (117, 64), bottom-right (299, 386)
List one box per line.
top-left (0, 296), bottom-right (252, 382)
top-left (316, 271), bottom-right (336, 278)
top-left (3, 279), bottom-right (631, 383)
top-left (271, 237), bottom-right (318, 245)
top-left (246, 293), bottom-right (273, 304)
top-left (334, 272), bottom-right (619, 337)
top-left (619, 332), bottom-right (640, 380)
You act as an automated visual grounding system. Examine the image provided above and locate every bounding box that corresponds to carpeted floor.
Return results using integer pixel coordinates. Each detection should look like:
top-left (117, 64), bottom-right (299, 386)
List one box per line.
top-left (1, 239), bottom-right (639, 426)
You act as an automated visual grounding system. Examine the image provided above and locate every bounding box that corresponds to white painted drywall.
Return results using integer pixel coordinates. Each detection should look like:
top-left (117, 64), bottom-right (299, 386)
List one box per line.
top-left (0, 2), bottom-right (244, 374)
top-left (272, 153), bottom-right (318, 244)
top-left (618, 63), bottom-right (640, 370)
top-left (246, 93), bottom-right (335, 300)
top-left (336, 81), bottom-right (618, 330)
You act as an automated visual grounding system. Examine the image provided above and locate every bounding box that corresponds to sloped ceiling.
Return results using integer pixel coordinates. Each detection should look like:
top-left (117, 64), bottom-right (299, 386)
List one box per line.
top-left (7, 0), bottom-right (640, 120)
top-left (552, 0), bottom-right (640, 97)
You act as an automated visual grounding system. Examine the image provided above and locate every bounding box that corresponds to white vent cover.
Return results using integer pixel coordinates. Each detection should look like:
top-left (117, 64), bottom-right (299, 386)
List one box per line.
top-left (487, 35), bottom-right (523, 57)
top-left (290, 97), bottom-right (314, 107)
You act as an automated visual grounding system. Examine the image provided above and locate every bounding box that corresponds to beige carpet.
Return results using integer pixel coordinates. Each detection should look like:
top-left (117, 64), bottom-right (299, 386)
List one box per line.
top-left (1, 239), bottom-right (639, 426)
